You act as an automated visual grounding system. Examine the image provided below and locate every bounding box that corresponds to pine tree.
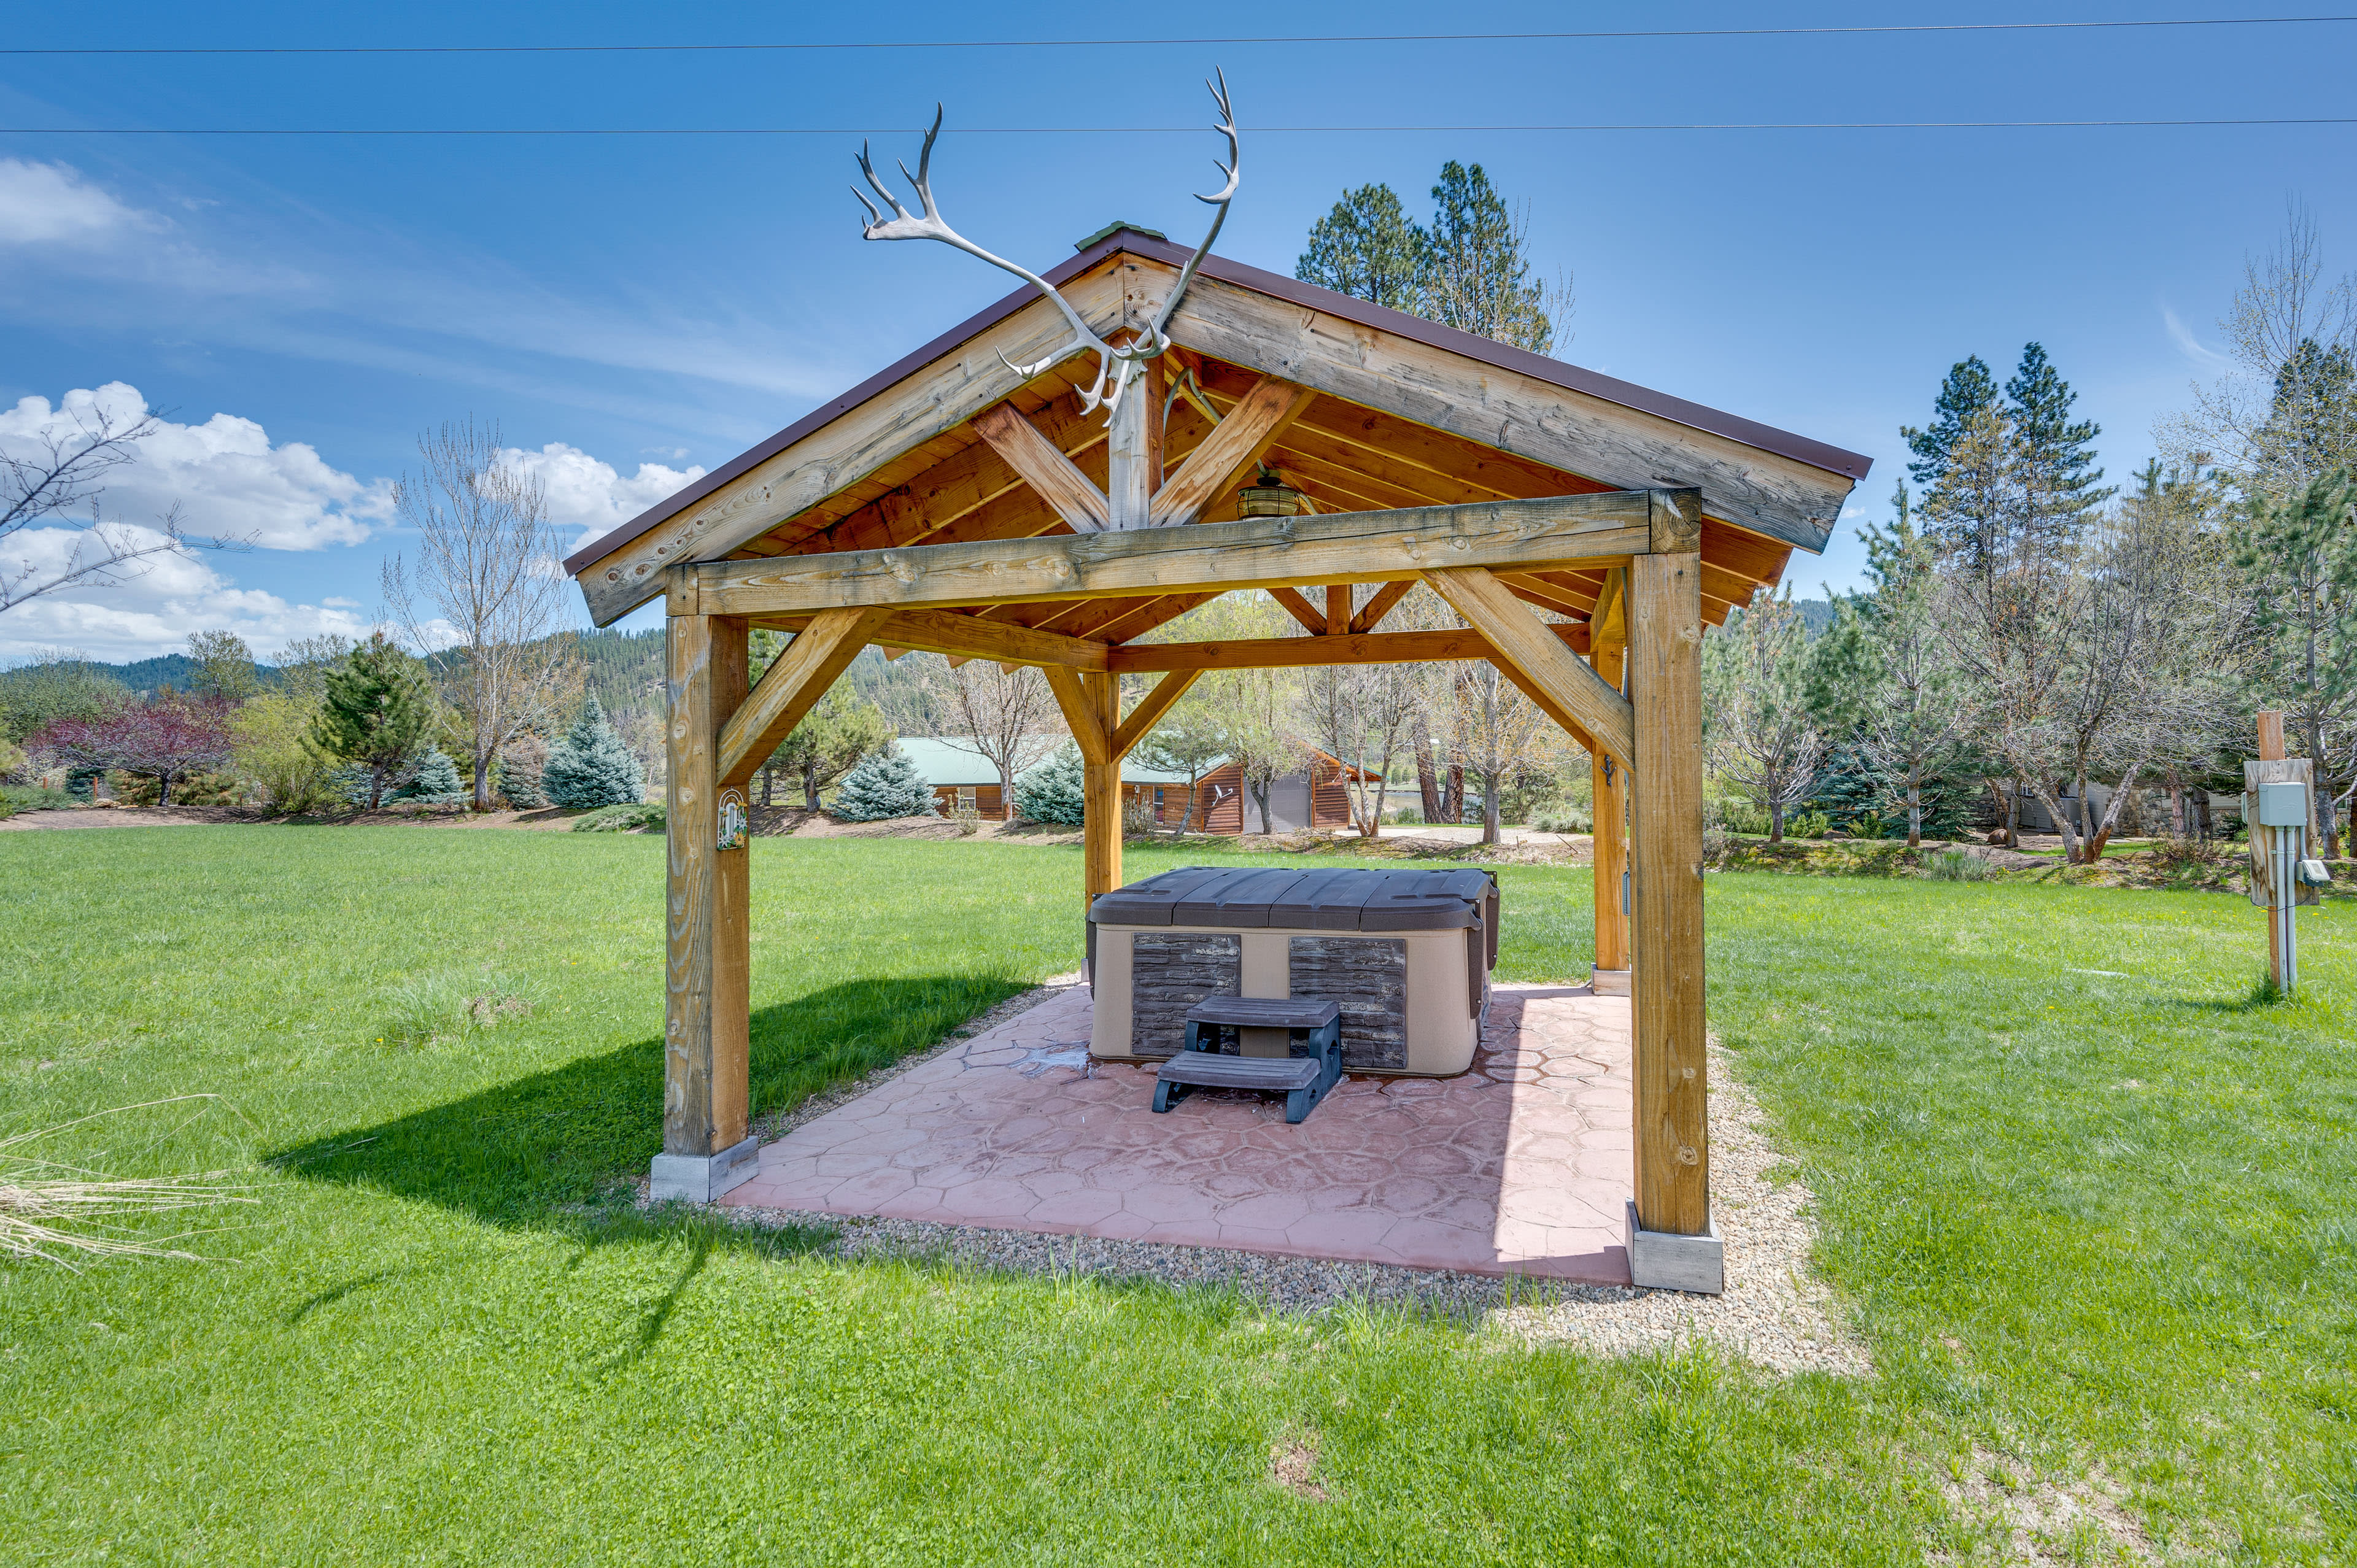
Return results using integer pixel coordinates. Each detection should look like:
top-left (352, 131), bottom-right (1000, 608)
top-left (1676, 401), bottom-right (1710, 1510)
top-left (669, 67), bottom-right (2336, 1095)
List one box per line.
top-left (1900, 355), bottom-right (1998, 490)
top-left (541, 694), bottom-right (645, 808)
top-left (391, 745), bottom-right (466, 805)
top-left (493, 736), bottom-right (548, 808)
top-left (1296, 183), bottom-right (1428, 311)
top-left (2005, 342), bottom-right (2112, 542)
top-left (1012, 744), bottom-right (1087, 825)
top-left (309, 632), bottom-right (434, 809)
top-left (1422, 162), bottom-right (1556, 353)
top-left (829, 739), bottom-right (936, 821)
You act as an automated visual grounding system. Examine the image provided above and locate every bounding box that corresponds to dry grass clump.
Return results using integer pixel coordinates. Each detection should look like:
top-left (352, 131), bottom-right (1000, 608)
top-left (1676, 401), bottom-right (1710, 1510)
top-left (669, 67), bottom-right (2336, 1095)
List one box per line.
top-left (1, 1098), bottom-right (254, 1268)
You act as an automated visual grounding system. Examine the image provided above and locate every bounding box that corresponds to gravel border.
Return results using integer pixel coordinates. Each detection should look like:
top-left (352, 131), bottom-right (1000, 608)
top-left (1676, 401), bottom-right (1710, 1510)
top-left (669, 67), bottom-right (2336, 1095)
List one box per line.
top-left (694, 980), bottom-right (1870, 1375)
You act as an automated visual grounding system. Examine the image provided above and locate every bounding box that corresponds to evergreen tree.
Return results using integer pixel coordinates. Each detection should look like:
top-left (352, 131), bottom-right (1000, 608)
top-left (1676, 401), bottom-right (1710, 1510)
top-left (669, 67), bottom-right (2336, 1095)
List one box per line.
top-left (309, 632), bottom-right (434, 809)
top-left (1900, 355), bottom-right (1998, 490)
top-left (1296, 183), bottom-right (1428, 311)
top-left (1012, 744), bottom-right (1087, 825)
top-left (774, 689), bottom-right (894, 811)
top-left (1422, 162), bottom-right (1556, 353)
top-left (830, 739), bottom-right (936, 821)
top-left (2005, 341), bottom-right (2112, 541)
top-left (1295, 164), bottom-right (1563, 353)
top-left (390, 745), bottom-right (466, 805)
top-left (541, 694), bottom-right (645, 808)
top-left (2261, 338), bottom-right (2357, 490)
top-left (493, 737), bottom-right (548, 808)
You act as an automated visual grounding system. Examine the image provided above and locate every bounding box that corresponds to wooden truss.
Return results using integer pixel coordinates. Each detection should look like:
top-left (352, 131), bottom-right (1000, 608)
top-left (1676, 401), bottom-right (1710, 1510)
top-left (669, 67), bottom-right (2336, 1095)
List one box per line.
top-left (660, 487), bottom-right (1711, 1240)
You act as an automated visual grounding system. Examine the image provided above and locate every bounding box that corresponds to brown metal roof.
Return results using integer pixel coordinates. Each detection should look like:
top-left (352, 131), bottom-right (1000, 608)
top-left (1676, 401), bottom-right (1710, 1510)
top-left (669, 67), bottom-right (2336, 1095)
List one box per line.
top-left (563, 228), bottom-right (1871, 577)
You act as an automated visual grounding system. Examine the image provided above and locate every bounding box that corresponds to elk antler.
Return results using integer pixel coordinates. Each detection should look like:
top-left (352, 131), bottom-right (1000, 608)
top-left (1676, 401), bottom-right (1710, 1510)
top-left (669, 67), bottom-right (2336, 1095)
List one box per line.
top-left (852, 74), bottom-right (1240, 420)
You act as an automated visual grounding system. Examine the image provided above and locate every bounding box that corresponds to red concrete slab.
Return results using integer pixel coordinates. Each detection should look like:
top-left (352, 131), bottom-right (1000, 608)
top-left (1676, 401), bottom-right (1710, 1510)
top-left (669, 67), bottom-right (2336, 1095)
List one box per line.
top-left (719, 983), bottom-right (1636, 1284)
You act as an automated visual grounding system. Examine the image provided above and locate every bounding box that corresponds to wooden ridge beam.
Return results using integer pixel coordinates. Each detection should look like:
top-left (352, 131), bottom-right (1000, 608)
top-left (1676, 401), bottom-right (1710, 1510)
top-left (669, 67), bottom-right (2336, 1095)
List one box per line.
top-left (718, 606), bottom-right (894, 787)
top-left (1423, 565), bottom-right (1636, 769)
top-left (1111, 669), bottom-right (1202, 758)
top-left (972, 404), bottom-right (1109, 534)
top-left (689, 492), bottom-right (1662, 619)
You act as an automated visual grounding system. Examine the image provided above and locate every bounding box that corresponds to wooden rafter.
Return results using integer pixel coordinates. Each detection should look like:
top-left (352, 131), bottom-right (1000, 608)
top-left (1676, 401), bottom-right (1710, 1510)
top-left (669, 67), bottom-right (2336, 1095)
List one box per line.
top-left (969, 404), bottom-right (1109, 533)
top-left (1147, 379), bottom-right (1314, 527)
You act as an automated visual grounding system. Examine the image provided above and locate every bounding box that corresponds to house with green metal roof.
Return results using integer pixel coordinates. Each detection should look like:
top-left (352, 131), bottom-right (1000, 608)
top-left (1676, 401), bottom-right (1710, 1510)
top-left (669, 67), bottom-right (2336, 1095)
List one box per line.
top-left (895, 735), bottom-right (1362, 832)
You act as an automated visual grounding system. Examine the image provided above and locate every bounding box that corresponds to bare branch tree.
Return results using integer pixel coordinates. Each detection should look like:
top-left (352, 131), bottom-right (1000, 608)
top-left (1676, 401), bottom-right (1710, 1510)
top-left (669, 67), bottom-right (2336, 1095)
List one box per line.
top-left (0, 400), bottom-right (247, 615)
top-left (381, 419), bottom-right (579, 811)
top-left (928, 657), bottom-right (1059, 819)
top-left (1299, 660), bottom-right (1416, 838)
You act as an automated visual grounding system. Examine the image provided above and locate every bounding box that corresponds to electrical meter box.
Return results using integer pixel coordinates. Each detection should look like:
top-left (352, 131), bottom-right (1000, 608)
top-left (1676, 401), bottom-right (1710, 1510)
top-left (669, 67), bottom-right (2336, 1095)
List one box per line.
top-left (2256, 780), bottom-right (2309, 828)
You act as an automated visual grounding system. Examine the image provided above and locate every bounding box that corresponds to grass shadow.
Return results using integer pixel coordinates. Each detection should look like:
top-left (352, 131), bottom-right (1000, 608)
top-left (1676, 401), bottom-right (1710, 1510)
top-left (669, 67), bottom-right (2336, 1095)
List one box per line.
top-left (268, 971), bottom-right (1031, 1238)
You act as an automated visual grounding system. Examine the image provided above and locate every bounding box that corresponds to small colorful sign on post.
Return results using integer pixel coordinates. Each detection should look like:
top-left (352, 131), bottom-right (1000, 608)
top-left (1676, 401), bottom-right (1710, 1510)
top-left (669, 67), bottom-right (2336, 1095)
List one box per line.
top-left (716, 786), bottom-right (748, 852)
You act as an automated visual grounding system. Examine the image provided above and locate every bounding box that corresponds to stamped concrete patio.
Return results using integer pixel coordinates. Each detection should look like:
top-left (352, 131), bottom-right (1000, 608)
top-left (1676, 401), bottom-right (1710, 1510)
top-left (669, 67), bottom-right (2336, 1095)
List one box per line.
top-left (720, 982), bottom-right (1638, 1283)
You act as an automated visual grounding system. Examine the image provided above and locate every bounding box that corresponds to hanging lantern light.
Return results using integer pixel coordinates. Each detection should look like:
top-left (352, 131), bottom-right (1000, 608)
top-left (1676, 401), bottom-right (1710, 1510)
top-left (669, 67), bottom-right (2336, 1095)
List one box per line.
top-left (1237, 462), bottom-right (1302, 519)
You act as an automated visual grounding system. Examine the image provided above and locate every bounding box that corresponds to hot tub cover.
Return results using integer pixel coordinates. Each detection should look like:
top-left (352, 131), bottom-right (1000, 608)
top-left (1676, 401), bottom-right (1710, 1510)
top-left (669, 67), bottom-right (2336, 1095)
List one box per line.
top-left (1091, 866), bottom-right (1498, 951)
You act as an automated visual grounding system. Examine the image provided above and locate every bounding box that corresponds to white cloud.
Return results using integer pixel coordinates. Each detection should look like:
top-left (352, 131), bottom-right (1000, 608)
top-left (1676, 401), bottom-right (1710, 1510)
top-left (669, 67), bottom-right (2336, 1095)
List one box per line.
top-left (499, 441), bottom-right (706, 549)
top-left (0, 383), bottom-right (392, 550)
top-left (0, 158), bottom-right (161, 247)
top-left (0, 523), bottom-right (374, 663)
top-left (2162, 304), bottom-right (2235, 373)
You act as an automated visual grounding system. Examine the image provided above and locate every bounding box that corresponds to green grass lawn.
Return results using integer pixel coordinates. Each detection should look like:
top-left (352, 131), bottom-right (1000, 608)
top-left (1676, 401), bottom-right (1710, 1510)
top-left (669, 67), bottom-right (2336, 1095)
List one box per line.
top-left (2, 827), bottom-right (2351, 1564)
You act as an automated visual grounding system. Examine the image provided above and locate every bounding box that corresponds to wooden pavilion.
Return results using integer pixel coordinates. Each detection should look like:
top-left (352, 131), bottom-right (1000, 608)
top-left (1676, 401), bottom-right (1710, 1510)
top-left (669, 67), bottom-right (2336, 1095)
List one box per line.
top-left (563, 226), bottom-right (1867, 1287)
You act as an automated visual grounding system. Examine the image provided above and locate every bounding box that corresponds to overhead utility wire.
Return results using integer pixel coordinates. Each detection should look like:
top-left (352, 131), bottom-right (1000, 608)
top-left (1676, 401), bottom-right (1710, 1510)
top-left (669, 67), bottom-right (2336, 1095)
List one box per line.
top-left (5, 15), bottom-right (2355, 56)
top-left (7, 118), bottom-right (2355, 136)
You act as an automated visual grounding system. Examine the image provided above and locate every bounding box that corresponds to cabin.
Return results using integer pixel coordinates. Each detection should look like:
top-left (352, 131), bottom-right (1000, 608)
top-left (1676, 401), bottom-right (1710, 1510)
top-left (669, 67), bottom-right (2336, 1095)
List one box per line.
top-left (562, 216), bottom-right (1867, 1289)
top-left (897, 735), bottom-right (1367, 829)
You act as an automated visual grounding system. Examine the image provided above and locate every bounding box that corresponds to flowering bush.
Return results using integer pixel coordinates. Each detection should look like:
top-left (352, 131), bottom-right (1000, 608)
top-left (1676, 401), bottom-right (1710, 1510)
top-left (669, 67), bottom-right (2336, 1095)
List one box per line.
top-left (33, 695), bottom-right (234, 806)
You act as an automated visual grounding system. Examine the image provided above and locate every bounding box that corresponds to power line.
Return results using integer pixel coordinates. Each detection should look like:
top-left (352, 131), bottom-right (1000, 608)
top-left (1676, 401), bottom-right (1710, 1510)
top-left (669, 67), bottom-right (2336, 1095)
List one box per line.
top-left (4, 118), bottom-right (2354, 136)
top-left (4, 15), bottom-right (2355, 56)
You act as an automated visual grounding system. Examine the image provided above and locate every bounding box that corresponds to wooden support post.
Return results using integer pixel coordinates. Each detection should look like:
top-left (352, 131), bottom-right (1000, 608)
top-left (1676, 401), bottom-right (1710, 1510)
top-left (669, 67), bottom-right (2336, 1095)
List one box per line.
top-left (1082, 672), bottom-right (1123, 908)
top-left (1325, 585), bottom-right (1350, 636)
top-left (654, 606), bottom-right (759, 1202)
top-left (1106, 374), bottom-right (1151, 529)
top-left (1628, 544), bottom-right (1711, 1261)
top-left (1591, 566), bottom-right (1630, 983)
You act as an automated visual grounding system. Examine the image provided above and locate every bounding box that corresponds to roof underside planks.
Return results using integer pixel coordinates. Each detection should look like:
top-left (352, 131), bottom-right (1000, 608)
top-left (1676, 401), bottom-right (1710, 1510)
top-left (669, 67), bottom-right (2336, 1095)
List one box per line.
top-left (568, 234), bottom-right (1862, 646)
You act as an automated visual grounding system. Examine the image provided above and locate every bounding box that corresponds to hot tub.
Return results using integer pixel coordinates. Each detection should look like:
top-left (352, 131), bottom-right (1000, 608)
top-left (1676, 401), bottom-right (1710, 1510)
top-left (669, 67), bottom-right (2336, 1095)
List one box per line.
top-left (1086, 866), bottom-right (1498, 1076)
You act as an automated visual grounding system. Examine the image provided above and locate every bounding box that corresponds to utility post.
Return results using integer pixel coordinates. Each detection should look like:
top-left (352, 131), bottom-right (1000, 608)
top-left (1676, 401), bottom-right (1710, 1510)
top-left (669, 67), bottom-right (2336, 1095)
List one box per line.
top-left (2247, 709), bottom-right (2327, 996)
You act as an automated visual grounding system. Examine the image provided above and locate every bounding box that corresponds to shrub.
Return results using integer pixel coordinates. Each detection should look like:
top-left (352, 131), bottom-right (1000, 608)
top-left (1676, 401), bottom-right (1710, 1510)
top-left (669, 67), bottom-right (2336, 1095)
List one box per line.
top-left (571, 802), bottom-right (665, 833)
top-left (1717, 800), bottom-right (1771, 836)
top-left (1848, 808), bottom-right (1891, 841)
top-left (1786, 809), bottom-right (1832, 840)
top-left (831, 741), bottom-right (937, 822)
top-left (950, 797), bottom-right (983, 837)
top-left (1122, 793), bottom-right (1159, 835)
top-left (0, 784), bottom-right (77, 813)
top-left (1013, 745), bottom-right (1086, 825)
top-left (1926, 849), bottom-right (1995, 882)
top-left (542, 695), bottom-right (644, 809)
top-left (390, 746), bottom-right (467, 806)
top-left (33, 693), bottom-right (235, 806)
top-left (1531, 807), bottom-right (1593, 834)
top-left (230, 692), bottom-right (341, 811)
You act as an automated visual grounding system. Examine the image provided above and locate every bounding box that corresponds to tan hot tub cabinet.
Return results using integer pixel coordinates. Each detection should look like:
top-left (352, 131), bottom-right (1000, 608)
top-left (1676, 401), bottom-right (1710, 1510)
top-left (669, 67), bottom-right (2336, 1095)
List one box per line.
top-left (1086, 866), bottom-right (1498, 1076)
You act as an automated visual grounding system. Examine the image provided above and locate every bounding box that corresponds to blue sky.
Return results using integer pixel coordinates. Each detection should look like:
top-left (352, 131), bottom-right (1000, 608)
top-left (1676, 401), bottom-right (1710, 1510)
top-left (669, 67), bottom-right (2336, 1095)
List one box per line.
top-left (2, 1), bottom-right (2351, 660)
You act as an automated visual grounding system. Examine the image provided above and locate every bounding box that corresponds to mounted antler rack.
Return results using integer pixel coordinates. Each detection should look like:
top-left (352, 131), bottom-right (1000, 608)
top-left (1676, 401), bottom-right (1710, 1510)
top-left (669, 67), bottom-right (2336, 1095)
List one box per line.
top-left (852, 71), bottom-right (1240, 425)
